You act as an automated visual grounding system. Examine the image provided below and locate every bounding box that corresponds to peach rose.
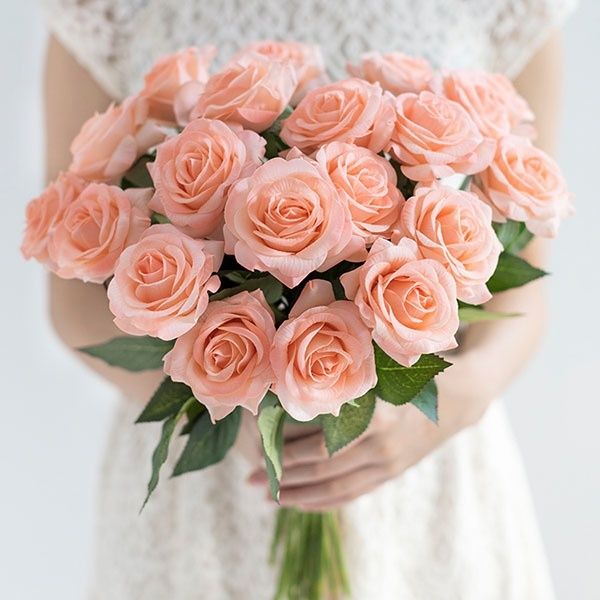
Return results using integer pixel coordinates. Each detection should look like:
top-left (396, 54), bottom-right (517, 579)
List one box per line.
top-left (224, 154), bottom-right (364, 288)
top-left (232, 40), bottom-right (328, 105)
top-left (21, 171), bottom-right (87, 266)
top-left (280, 78), bottom-right (395, 154)
top-left (190, 56), bottom-right (297, 132)
top-left (271, 280), bottom-right (377, 421)
top-left (148, 118), bottom-right (265, 237)
top-left (140, 46), bottom-right (216, 124)
top-left (69, 96), bottom-right (165, 183)
top-left (387, 91), bottom-right (496, 182)
top-left (341, 237), bottom-right (459, 367)
top-left (48, 183), bottom-right (151, 283)
top-left (163, 290), bottom-right (275, 421)
top-left (315, 142), bottom-right (404, 247)
top-left (107, 224), bottom-right (224, 340)
top-left (395, 184), bottom-right (502, 304)
top-left (347, 51), bottom-right (433, 95)
top-left (430, 70), bottom-right (534, 139)
top-left (471, 135), bottom-right (572, 237)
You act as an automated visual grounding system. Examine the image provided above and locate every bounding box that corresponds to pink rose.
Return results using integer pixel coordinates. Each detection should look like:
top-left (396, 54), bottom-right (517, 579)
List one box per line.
top-left (190, 56), bottom-right (297, 132)
top-left (315, 142), bottom-right (404, 247)
top-left (140, 46), bottom-right (216, 124)
top-left (224, 154), bottom-right (364, 288)
top-left (232, 40), bottom-right (328, 105)
top-left (271, 280), bottom-right (376, 421)
top-left (387, 91), bottom-right (496, 182)
top-left (21, 171), bottom-right (87, 266)
top-left (163, 290), bottom-right (275, 421)
top-left (347, 51), bottom-right (433, 95)
top-left (471, 135), bottom-right (572, 237)
top-left (69, 96), bottom-right (165, 183)
top-left (48, 183), bottom-right (151, 283)
top-left (148, 118), bottom-right (265, 237)
top-left (107, 224), bottom-right (224, 340)
top-left (341, 238), bottom-right (459, 367)
top-left (280, 78), bottom-right (395, 154)
top-left (430, 70), bottom-right (534, 139)
top-left (395, 184), bottom-right (502, 304)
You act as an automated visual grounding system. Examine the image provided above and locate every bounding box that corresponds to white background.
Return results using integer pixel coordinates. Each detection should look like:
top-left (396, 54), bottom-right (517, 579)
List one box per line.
top-left (1, 2), bottom-right (598, 599)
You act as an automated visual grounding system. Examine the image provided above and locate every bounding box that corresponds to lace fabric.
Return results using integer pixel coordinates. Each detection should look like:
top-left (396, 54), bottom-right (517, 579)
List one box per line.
top-left (42, 0), bottom-right (576, 99)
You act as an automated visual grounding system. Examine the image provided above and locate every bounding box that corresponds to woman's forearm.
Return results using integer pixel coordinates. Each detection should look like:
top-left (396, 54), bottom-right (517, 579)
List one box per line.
top-left (45, 37), bottom-right (163, 401)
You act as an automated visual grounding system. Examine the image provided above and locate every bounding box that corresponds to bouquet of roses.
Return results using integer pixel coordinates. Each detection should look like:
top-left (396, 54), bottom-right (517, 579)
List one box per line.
top-left (22, 40), bottom-right (571, 600)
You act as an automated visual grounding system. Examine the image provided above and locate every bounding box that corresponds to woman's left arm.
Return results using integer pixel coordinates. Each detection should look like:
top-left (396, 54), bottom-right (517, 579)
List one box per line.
top-left (251, 32), bottom-right (565, 511)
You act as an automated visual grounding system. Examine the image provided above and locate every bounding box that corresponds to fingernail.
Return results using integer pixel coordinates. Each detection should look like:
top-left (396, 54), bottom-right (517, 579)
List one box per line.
top-left (248, 470), bottom-right (267, 485)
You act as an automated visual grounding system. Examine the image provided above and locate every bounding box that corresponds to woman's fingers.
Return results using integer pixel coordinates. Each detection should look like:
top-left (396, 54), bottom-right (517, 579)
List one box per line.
top-left (279, 463), bottom-right (391, 510)
top-left (281, 431), bottom-right (329, 467)
top-left (280, 435), bottom-right (381, 487)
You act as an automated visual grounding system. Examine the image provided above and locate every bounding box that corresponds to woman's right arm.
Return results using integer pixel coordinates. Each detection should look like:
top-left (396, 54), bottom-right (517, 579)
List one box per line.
top-left (45, 36), bottom-right (164, 402)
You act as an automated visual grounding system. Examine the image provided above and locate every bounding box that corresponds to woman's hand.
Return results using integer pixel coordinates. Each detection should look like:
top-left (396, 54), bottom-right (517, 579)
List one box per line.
top-left (275, 402), bottom-right (453, 511)
top-left (247, 352), bottom-right (482, 511)
top-left (246, 339), bottom-right (515, 510)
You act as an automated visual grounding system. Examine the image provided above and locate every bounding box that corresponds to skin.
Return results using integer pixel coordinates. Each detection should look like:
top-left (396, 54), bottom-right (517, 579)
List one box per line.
top-left (45, 32), bottom-right (564, 511)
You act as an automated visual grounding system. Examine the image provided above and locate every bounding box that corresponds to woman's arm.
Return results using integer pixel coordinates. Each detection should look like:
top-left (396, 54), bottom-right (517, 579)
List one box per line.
top-left (256, 33), bottom-right (565, 510)
top-left (45, 36), bottom-right (163, 402)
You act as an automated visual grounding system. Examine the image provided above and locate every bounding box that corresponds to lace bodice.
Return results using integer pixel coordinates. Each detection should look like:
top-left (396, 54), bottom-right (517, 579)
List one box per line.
top-left (42, 0), bottom-right (575, 100)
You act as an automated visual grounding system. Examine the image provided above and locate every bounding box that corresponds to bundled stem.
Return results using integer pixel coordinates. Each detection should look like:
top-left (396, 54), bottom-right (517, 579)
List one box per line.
top-left (270, 508), bottom-right (350, 600)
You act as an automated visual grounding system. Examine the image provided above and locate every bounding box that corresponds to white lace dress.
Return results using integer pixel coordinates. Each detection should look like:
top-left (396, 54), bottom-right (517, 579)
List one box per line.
top-left (42, 1), bottom-right (576, 598)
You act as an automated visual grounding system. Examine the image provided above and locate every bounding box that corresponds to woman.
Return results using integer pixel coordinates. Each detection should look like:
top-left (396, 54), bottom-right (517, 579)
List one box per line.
top-left (42, 1), bottom-right (575, 598)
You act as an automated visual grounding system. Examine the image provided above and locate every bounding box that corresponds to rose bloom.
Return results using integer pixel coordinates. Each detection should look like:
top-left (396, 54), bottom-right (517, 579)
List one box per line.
top-left (108, 224), bottom-right (224, 340)
top-left (280, 78), bottom-right (395, 154)
top-left (21, 171), bottom-right (87, 266)
top-left (148, 118), bottom-right (265, 237)
top-left (315, 142), bottom-right (404, 247)
top-left (395, 184), bottom-right (502, 305)
top-left (232, 40), bottom-right (328, 105)
top-left (341, 237), bottom-right (459, 367)
top-left (163, 290), bottom-right (275, 421)
top-left (69, 95), bottom-right (165, 183)
top-left (224, 154), bottom-right (364, 288)
top-left (471, 135), bottom-right (572, 237)
top-left (190, 55), bottom-right (297, 132)
top-left (430, 70), bottom-right (534, 139)
top-left (48, 183), bottom-right (151, 283)
top-left (387, 90), bottom-right (496, 182)
top-left (271, 280), bottom-right (377, 421)
top-left (347, 51), bottom-right (433, 95)
top-left (140, 46), bottom-right (216, 124)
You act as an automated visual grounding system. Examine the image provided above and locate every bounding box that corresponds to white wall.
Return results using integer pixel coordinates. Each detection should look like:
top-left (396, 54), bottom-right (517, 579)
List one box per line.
top-left (0, 2), bottom-right (598, 599)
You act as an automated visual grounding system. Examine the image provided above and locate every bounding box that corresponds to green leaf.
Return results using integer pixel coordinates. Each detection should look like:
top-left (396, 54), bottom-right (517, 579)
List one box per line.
top-left (268, 105), bottom-right (293, 135)
top-left (263, 131), bottom-right (290, 159)
top-left (321, 390), bottom-right (376, 455)
top-left (221, 270), bottom-right (253, 284)
top-left (79, 336), bottom-right (174, 371)
top-left (141, 397), bottom-right (194, 510)
top-left (257, 396), bottom-right (286, 501)
top-left (180, 402), bottom-right (205, 436)
top-left (486, 251), bottom-right (547, 294)
top-left (410, 380), bottom-right (439, 423)
top-left (210, 275), bottom-right (283, 304)
top-left (136, 377), bottom-right (194, 423)
top-left (374, 345), bottom-right (451, 406)
top-left (121, 154), bottom-right (154, 189)
top-left (172, 408), bottom-right (242, 476)
top-left (493, 220), bottom-right (534, 254)
top-left (151, 212), bottom-right (171, 225)
top-left (458, 306), bottom-right (521, 323)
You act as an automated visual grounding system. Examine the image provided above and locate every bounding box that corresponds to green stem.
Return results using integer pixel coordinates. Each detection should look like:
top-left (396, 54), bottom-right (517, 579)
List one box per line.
top-left (270, 508), bottom-right (350, 600)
